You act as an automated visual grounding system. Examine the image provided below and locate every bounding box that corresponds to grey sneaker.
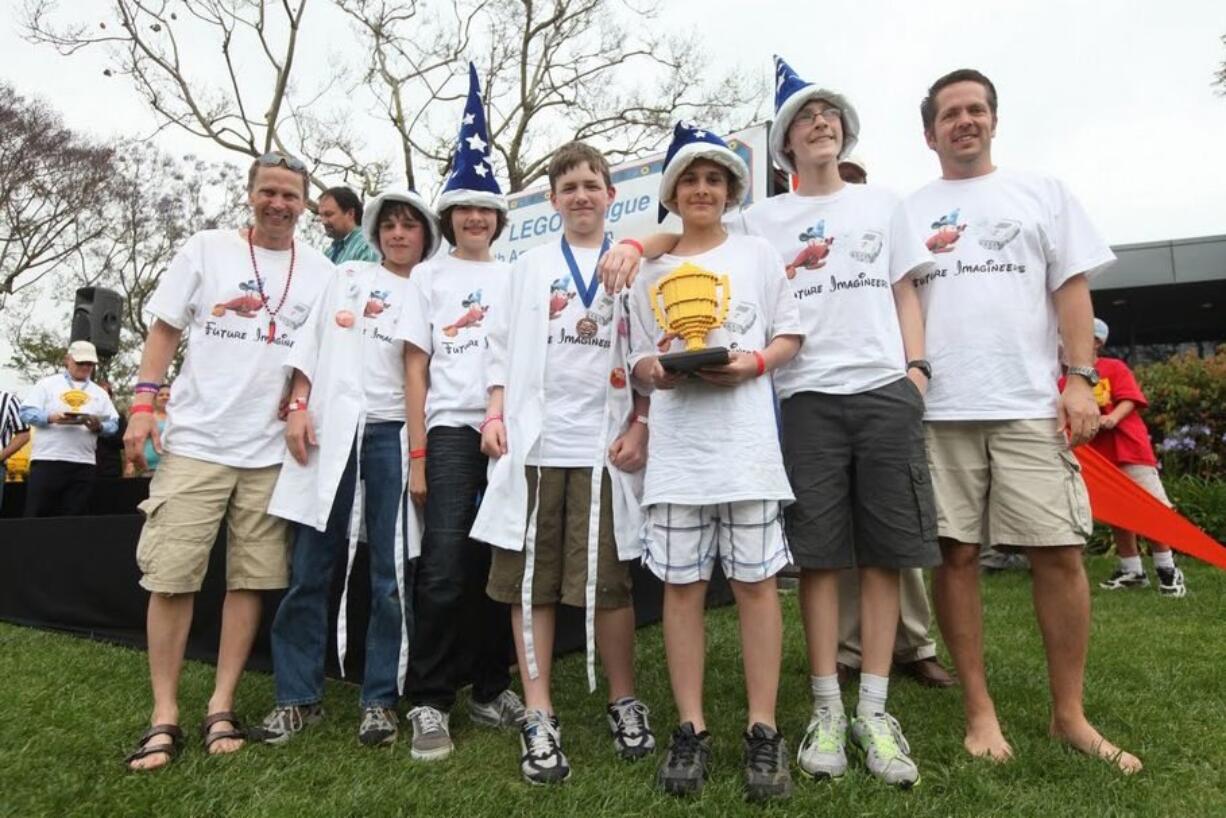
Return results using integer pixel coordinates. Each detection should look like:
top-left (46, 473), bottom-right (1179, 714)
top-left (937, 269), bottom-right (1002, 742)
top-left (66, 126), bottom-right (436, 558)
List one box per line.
top-left (1156, 566), bottom-right (1187, 598)
top-left (850, 712), bottom-right (920, 788)
top-left (1100, 567), bottom-right (1149, 590)
top-left (796, 706), bottom-right (848, 780)
top-left (743, 723), bottom-right (793, 802)
top-left (470, 688), bottom-right (526, 729)
top-left (519, 710), bottom-right (571, 785)
top-left (408, 705), bottom-right (453, 761)
top-left (607, 697), bottom-right (656, 760)
top-left (358, 706), bottom-right (398, 747)
top-left (657, 723), bottom-right (712, 796)
top-left (249, 703), bottom-right (323, 746)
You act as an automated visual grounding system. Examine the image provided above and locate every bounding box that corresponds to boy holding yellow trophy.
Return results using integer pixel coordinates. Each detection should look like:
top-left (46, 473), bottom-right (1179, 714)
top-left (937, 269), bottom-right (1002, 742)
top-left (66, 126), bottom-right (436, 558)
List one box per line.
top-left (627, 122), bottom-right (803, 802)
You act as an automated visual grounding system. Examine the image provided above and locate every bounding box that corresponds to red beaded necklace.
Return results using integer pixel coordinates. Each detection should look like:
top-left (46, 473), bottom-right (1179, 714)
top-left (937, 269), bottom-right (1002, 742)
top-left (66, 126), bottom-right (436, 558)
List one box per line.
top-left (247, 227), bottom-right (296, 343)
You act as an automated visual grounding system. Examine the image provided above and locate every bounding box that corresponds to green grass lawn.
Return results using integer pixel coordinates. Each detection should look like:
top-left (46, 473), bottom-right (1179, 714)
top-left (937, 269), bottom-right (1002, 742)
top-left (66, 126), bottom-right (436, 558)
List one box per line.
top-left (2, 554), bottom-right (1224, 818)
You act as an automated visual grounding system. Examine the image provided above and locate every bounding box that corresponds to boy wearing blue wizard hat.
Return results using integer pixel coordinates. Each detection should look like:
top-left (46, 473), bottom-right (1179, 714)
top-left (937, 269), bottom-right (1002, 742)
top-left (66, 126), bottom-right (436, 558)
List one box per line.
top-left (627, 120), bottom-right (803, 802)
top-left (609, 56), bottom-right (940, 790)
top-left (398, 61), bottom-right (524, 763)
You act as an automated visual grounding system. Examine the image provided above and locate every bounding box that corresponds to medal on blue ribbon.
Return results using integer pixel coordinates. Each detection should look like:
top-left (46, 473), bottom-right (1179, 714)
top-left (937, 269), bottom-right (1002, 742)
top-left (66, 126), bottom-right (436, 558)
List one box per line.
top-left (562, 235), bottom-right (611, 339)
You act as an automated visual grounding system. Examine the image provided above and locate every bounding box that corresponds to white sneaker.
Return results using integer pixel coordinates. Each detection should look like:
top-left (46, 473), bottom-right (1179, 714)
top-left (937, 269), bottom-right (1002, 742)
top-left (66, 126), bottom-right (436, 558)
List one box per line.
top-left (850, 712), bottom-right (920, 788)
top-left (1156, 566), bottom-right (1187, 598)
top-left (407, 705), bottom-right (453, 761)
top-left (470, 688), bottom-right (526, 729)
top-left (607, 696), bottom-right (656, 760)
top-left (519, 710), bottom-right (570, 785)
top-left (796, 705), bottom-right (848, 779)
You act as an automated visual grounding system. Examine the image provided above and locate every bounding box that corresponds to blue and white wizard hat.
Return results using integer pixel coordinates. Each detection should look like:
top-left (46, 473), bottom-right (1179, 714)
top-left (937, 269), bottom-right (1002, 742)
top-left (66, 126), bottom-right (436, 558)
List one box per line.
top-left (436, 62), bottom-right (506, 213)
top-left (770, 55), bottom-right (860, 174)
top-left (362, 189), bottom-right (442, 260)
top-left (657, 120), bottom-right (750, 222)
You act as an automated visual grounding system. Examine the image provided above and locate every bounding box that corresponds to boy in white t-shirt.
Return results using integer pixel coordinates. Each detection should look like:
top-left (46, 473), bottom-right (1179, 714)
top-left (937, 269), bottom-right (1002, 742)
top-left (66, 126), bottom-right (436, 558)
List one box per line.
top-left (472, 142), bottom-right (654, 785)
top-left (628, 122), bottom-right (802, 803)
top-left (252, 190), bottom-right (439, 748)
top-left (397, 63), bottom-right (524, 762)
top-left (902, 68), bottom-right (1141, 774)
top-left (122, 152), bottom-right (332, 770)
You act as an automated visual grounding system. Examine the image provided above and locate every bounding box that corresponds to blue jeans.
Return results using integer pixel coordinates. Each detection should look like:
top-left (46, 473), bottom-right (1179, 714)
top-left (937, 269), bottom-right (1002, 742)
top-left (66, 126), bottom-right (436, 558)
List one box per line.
top-left (405, 425), bottom-right (513, 711)
top-left (271, 421), bottom-right (407, 709)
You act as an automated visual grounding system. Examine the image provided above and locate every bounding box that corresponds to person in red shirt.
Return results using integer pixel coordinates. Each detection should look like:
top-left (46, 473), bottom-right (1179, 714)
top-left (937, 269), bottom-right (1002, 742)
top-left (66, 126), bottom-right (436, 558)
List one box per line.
top-left (1059, 318), bottom-right (1187, 597)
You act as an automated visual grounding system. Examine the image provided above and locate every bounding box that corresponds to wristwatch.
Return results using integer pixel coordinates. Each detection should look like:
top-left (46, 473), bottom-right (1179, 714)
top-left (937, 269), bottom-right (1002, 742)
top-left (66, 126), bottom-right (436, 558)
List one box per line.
top-left (906, 359), bottom-right (933, 380)
top-left (1066, 365), bottom-right (1100, 387)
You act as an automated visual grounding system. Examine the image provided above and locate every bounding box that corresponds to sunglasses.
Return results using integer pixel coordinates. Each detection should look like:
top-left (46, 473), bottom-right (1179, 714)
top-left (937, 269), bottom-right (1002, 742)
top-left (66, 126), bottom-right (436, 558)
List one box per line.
top-left (257, 151), bottom-right (308, 172)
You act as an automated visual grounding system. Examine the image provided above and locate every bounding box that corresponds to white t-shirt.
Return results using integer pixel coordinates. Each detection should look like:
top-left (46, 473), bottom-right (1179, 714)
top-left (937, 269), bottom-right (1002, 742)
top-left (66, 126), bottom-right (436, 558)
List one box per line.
top-left (146, 229), bottom-right (332, 468)
top-left (732, 185), bottom-right (933, 397)
top-left (397, 254), bottom-right (510, 431)
top-left (23, 374), bottom-right (118, 464)
top-left (901, 168), bottom-right (1115, 420)
top-left (353, 263), bottom-right (414, 422)
top-left (628, 233), bottom-right (803, 506)
top-left (524, 242), bottom-right (620, 466)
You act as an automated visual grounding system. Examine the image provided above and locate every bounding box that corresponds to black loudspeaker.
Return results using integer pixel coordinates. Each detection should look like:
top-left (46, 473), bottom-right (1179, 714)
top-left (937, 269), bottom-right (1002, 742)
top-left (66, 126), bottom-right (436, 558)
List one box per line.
top-left (70, 287), bottom-right (123, 359)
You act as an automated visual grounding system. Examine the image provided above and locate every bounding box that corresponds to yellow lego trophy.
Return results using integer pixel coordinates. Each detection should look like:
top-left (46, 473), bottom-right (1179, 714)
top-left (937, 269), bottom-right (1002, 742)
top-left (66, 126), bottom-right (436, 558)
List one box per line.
top-left (649, 261), bottom-right (731, 372)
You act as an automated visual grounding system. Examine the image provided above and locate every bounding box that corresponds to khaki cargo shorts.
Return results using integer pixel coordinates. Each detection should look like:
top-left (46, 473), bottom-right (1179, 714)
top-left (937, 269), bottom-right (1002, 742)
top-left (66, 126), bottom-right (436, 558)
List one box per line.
top-left (136, 452), bottom-right (290, 593)
top-left (487, 466), bottom-right (632, 609)
top-left (924, 419), bottom-right (1093, 549)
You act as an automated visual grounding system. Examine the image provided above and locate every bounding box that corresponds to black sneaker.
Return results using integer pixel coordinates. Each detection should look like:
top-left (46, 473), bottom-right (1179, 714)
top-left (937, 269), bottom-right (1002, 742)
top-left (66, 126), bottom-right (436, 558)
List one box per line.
top-left (1156, 566), bottom-right (1187, 598)
top-left (607, 697), bottom-right (656, 760)
top-left (249, 703), bottom-right (324, 745)
top-left (519, 710), bottom-right (570, 785)
top-left (1099, 567), bottom-right (1149, 590)
top-left (743, 723), bottom-right (793, 802)
top-left (657, 723), bottom-right (712, 796)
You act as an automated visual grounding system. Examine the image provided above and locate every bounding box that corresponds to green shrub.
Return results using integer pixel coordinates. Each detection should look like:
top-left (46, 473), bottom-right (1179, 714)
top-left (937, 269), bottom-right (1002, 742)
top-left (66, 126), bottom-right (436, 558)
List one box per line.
top-left (1133, 347), bottom-right (1226, 480)
top-left (1165, 474), bottom-right (1226, 543)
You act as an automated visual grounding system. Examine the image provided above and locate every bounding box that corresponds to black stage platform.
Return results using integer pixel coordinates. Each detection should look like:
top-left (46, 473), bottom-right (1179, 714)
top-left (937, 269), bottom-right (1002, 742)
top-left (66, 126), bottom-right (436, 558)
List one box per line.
top-left (0, 478), bottom-right (728, 681)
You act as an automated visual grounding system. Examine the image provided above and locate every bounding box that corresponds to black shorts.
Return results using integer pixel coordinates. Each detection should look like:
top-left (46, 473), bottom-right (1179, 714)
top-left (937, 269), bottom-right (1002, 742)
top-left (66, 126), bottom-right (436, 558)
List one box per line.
top-left (780, 377), bottom-right (940, 571)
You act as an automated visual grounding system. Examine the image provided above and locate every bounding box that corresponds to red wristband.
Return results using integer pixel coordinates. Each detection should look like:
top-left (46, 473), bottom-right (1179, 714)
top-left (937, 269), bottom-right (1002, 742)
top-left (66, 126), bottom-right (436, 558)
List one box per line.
top-left (130, 404), bottom-right (154, 415)
top-left (752, 350), bottom-right (766, 377)
top-left (618, 238), bottom-right (644, 255)
top-left (286, 397), bottom-right (309, 413)
top-left (479, 414), bottom-right (503, 433)
top-left (410, 448), bottom-right (427, 460)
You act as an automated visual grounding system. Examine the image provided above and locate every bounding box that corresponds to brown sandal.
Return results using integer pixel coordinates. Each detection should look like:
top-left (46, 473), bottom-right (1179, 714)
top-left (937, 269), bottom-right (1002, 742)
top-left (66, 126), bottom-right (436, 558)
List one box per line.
top-left (201, 711), bottom-right (246, 752)
top-left (125, 724), bottom-right (184, 769)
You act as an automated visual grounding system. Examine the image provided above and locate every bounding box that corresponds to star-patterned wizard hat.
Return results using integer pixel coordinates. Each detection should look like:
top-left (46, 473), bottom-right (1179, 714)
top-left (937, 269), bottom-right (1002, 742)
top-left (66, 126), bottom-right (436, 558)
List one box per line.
top-left (656, 120), bottom-right (749, 223)
top-left (436, 62), bottom-right (506, 212)
top-left (770, 55), bottom-right (860, 173)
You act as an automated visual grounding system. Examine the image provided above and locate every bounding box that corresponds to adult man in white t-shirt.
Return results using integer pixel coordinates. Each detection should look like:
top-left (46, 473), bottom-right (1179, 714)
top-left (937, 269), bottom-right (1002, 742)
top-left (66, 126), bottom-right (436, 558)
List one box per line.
top-left (121, 152), bottom-right (332, 771)
top-left (19, 340), bottom-right (119, 516)
top-left (903, 69), bottom-right (1141, 774)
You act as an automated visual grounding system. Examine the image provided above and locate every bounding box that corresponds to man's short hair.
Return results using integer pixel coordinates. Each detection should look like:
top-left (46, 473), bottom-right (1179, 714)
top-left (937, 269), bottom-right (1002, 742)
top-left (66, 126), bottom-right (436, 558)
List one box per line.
top-left (321, 186), bottom-right (364, 222)
top-left (920, 69), bottom-right (998, 132)
top-left (547, 142), bottom-right (612, 191)
top-left (438, 206), bottom-right (508, 246)
top-left (246, 152), bottom-right (310, 198)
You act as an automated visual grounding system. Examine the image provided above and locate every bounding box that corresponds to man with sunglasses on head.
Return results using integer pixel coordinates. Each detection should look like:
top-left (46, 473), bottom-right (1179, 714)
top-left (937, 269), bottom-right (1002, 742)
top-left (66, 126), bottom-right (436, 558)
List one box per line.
top-left (20, 340), bottom-right (118, 517)
top-left (122, 151), bottom-right (332, 771)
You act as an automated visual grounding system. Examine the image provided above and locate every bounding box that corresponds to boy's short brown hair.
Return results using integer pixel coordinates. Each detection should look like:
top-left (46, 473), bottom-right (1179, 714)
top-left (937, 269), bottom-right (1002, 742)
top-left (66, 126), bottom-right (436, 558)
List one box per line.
top-left (547, 142), bottom-right (612, 192)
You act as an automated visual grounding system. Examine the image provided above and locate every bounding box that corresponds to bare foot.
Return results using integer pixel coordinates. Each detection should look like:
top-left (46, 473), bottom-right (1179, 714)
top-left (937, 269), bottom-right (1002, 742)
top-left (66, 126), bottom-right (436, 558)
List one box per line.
top-left (965, 714), bottom-right (1014, 762)
top-left (1051, 719), bottom-right (1143, 775)
top-left (128, 736), bottom-right (176, 771)
top-left (126, 722), bottom-right (182, 772)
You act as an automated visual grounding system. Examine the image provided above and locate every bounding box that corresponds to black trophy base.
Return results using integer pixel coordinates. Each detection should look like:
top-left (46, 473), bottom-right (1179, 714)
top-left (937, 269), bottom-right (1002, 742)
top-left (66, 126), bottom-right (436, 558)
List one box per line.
top-left (659, 346), bottom-right (730, 373)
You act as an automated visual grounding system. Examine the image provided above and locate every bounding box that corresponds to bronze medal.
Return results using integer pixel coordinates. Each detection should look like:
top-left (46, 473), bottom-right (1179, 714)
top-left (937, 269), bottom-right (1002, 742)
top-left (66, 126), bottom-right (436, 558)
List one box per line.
top-left (576, 316), bottom-right (598, 339)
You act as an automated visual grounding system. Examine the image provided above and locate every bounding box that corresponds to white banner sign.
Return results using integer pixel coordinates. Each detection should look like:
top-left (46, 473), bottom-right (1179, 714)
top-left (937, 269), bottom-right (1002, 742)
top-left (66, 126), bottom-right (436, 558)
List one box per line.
top-left (491, 124), bottom-right (770, 263)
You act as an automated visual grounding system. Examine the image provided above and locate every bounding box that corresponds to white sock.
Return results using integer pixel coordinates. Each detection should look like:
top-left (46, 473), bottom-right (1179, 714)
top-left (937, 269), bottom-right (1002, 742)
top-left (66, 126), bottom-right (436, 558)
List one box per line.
top-left (1119, 555), bottom-right (1143, 574)
top-left (1152, 550), bottom-right (1175, 570)
top-left (810, 674), bottom-right (843, 715)
top-left (857, 673), bottom-right (889, 720)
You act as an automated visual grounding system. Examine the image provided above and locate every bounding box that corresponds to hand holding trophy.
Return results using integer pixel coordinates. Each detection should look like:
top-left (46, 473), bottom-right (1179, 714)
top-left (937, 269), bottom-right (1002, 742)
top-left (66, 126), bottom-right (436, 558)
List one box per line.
top-left (649, 261), bottom-right (731, 373)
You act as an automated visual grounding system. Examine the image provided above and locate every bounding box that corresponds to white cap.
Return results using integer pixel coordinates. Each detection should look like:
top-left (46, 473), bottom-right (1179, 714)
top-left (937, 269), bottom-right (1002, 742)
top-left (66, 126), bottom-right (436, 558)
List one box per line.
top-left (67, 340), bottom-right (99, 364)
top-left (1093, 318), bottom-right (1109, 343)
top-left (839, 154), bottom-right (868, 175)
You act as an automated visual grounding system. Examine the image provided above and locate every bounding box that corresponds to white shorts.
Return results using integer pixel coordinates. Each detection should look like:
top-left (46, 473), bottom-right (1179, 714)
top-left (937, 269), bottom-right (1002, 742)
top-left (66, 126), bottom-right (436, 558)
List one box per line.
top-left (1120, 464), bottom-right (1172, 508)
top-left (643, 501), bottom-right (791, 584)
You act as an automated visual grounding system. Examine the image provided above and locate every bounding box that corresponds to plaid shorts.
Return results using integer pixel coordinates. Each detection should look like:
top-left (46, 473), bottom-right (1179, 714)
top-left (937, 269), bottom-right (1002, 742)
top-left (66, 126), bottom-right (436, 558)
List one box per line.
top-left (642, 501), bottom-right (791, 584)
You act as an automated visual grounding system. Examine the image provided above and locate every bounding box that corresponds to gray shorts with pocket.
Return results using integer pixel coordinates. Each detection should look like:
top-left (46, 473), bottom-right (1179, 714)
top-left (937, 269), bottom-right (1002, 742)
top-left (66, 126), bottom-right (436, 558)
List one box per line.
top-left (780, 377), bottom-right (940, 571)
